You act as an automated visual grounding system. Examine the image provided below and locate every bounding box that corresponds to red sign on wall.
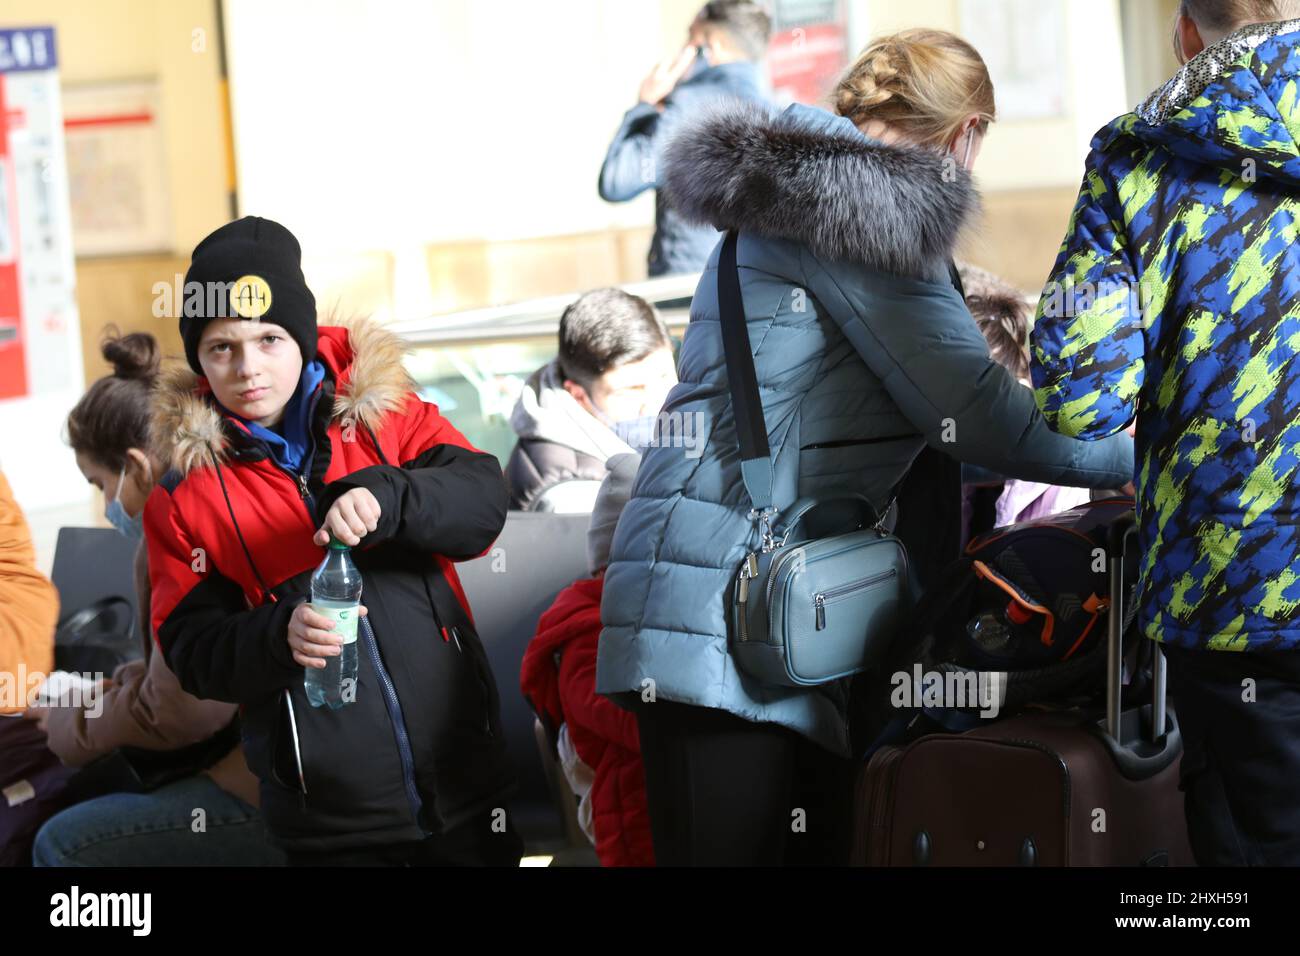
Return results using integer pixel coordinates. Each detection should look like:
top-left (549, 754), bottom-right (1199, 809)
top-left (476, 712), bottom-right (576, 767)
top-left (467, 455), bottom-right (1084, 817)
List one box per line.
top-left (0, 71), bottom-right (28, 401)
top-left (767, 0), bottom-right (850, 107)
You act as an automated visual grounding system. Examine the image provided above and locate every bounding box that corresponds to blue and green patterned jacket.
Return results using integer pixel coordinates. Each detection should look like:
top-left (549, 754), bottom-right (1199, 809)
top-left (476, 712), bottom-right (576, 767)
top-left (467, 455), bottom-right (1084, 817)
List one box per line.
top-left (1032, 20), bottom-right (1300, 652)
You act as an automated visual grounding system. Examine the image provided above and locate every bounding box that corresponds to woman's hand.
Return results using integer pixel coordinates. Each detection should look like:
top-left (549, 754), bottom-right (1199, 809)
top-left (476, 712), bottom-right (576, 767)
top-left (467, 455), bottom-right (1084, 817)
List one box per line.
top-left (288, 601), bottom-right (369, 669)
top-left (314, 487), bottom-right (381, 547)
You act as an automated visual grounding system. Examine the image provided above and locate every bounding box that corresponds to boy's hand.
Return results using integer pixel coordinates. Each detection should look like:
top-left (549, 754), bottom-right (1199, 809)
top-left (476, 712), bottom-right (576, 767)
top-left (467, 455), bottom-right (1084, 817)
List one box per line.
top-left (314, 488), bottom-right (381, 547)
top-left (288, 602), bottom-right (368, 669)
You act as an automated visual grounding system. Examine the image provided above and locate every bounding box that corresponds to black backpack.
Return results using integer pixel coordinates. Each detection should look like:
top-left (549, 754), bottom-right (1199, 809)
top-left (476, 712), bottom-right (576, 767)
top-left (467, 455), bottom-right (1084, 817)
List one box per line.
top-left (854, 498), bottom-right (1153, 758)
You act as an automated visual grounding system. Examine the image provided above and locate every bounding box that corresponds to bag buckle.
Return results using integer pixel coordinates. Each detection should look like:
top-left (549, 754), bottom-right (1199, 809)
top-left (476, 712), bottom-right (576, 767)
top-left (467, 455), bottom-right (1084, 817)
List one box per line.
top-left (748, 506), bottom-right (784, 554)
top-left (873, 496), bottom-right (897, 533)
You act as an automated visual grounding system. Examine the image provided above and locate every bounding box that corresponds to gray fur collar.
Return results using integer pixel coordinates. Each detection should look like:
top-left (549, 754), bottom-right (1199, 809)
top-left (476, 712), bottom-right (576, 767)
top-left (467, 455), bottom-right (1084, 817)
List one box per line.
top-left (661, 99), bottom-right (979, 279)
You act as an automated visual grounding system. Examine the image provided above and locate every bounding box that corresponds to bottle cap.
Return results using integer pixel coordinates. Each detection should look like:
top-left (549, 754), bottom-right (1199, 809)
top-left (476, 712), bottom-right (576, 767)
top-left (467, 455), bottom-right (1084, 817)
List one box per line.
top-left (327, 535), bottom-right (351, 552)
top-left (1005, 600), bottom-right (1034, 625)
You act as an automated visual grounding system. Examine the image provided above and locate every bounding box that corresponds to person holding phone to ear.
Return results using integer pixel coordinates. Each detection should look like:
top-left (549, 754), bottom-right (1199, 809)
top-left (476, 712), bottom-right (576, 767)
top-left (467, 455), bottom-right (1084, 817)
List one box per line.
top-left (599, 0), bottom-right (774, 278)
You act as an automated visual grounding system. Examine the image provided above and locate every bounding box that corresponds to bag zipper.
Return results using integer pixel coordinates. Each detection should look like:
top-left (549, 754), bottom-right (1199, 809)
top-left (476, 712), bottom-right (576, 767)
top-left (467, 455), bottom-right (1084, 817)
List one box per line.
top-left (359, 614), bottom-right (431, 836)
top-left (814, 568), bottom-right (898, 630)
top-left (734, 545), bottom-right (801, 644)
top-left (734, 552), bottom-right (760, 642)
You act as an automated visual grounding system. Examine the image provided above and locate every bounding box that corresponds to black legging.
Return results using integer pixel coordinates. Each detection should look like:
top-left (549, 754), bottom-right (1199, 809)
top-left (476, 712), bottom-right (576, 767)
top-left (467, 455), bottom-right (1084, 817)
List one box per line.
top-left (631, 697), bottom-right (856, 866)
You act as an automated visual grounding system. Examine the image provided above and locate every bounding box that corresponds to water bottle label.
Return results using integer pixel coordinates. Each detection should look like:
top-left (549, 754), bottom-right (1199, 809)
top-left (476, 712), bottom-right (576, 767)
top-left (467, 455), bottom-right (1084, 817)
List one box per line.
top-left (315, 603), bottom-right (359, 645)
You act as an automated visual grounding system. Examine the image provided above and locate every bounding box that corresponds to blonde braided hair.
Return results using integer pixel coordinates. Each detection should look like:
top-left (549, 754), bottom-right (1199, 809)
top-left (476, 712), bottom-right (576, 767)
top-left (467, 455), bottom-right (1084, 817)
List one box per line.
top-left (833, 29), bottom-right (996, 152)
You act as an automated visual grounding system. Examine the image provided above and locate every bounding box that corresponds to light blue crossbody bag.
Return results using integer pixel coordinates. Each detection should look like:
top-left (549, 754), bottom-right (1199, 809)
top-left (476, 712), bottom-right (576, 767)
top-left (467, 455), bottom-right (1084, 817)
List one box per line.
top-left (719, 231), bottom-right (912, 687)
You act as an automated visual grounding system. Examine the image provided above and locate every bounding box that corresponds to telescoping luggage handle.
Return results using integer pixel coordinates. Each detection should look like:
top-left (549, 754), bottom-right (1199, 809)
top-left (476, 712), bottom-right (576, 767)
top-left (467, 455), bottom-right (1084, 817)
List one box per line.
top-left (1106, 513), bottom-right (1166, 745)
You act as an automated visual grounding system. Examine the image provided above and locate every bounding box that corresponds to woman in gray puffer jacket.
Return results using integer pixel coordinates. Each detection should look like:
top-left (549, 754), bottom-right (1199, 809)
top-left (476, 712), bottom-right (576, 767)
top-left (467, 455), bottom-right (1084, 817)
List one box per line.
top-left (596, 29), bottom-right (1135, 866)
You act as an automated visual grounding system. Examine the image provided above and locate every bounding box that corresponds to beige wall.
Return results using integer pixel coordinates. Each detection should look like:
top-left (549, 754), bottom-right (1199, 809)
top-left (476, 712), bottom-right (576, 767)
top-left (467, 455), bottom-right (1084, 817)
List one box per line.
top-left (1122, 0), bottom-right (1182, 108)
top-left (221, 0), bottom-right (713, 325)
top-left (7, 0), bottom-right (230, 253)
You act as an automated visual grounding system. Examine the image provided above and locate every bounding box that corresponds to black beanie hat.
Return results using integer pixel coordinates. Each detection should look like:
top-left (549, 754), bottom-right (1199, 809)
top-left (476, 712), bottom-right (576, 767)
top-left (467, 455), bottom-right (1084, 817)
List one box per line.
top-left (180, 216), bottom-right (318, 374)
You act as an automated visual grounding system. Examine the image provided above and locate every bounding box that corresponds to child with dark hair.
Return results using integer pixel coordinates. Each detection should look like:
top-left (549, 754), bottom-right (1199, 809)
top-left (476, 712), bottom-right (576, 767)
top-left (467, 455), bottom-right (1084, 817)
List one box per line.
top-left (506, 288), bottom-right (676, 513)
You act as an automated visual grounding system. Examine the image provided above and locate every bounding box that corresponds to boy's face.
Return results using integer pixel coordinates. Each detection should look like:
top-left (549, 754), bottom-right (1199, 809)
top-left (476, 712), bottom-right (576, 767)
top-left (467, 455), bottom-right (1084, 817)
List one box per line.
top-left (197, 319), bottom-right (304, 428)
top-left (590, 346), bottom-right (678, 423)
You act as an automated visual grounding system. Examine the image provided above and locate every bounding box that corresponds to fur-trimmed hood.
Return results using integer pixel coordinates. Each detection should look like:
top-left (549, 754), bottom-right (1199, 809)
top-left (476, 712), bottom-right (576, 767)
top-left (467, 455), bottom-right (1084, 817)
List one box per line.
top-left (152, 315), bottom-right (415, 475)
top-left (661, 99), bottom-right (978, 279)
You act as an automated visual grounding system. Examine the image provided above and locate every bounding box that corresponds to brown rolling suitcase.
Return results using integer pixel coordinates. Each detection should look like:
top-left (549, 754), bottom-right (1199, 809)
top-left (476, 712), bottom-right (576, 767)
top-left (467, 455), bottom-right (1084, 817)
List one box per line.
top-left (852, 512), bottom-right (1194, 866)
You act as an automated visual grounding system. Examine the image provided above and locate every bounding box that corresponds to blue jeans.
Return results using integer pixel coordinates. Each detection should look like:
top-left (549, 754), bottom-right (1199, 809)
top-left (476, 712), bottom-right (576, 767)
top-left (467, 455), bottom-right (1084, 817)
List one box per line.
top-left (32, 773), bottom-right (286, 866)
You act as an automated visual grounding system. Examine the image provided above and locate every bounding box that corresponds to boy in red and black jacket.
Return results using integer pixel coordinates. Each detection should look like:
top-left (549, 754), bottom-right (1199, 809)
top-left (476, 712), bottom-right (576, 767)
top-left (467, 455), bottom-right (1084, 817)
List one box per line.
top-left (145, 216), bottom-right (519, 865)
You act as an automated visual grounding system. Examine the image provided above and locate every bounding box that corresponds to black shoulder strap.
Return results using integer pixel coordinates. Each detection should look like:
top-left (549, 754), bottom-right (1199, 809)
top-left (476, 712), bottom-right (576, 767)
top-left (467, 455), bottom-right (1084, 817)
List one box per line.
top-left (718, 230), bottom-right (773, 510)
top-left (948, 260), bottom-right (966, 299)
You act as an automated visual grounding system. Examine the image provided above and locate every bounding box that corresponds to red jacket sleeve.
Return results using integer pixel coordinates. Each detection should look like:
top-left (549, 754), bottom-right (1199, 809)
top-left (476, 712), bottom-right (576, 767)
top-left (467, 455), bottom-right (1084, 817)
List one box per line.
top-left (145, 481), bottom-right (304, 704)
top-left (560, 630), bottom-right (641, 753)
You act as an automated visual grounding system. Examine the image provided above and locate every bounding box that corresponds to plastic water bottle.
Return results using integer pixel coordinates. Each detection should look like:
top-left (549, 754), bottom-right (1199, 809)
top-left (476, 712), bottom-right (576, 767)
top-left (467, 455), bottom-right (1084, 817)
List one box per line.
top-left (966, 609), bottom-right (1013, 656)
top-left (305, 537), bottom-right (362, 709)
top-left (966, 600), bottom-right (1034, 658)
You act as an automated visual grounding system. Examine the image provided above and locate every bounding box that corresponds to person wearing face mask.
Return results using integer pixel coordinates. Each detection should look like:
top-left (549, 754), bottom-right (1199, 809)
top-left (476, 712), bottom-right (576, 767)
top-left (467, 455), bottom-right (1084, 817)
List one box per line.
top-left (505, 288), bottom-right (677, 513)
top-left (599, 0), bottom-right (773, 278)
top-left (25, 328), bottom-right (285, 866)
top-left (597, 29), bottom-right (1135, 866)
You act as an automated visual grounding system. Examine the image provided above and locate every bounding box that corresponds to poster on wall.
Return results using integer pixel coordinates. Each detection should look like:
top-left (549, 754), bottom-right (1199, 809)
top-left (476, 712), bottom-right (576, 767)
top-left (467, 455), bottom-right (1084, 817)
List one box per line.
top-left (0, 25), bottom-right (80, 404)
top-left (767, 0), bottom-right (849, 107)
top-left (960, 0), bottom-right (1068, 121)
top-left (63, 80), bottom-right (171, 256)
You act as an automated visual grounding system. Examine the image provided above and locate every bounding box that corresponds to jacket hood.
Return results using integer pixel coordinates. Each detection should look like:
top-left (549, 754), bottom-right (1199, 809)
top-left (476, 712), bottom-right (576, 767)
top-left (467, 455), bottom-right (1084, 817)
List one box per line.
top-left (509, 360), bottom-right (635, 462)
top-left (1112, 20), bottom-right (1300, 185)
top-left (519, 576), bottom-right (603, 726)
top-left (152, 314), bottom-right (415, 475)
top-left (660, 99), bottom-right (979, 279)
